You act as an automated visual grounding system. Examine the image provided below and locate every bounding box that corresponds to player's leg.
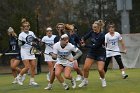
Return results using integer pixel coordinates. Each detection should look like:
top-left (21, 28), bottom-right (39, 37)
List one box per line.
top-left (10, 59), bottom-right (20, 84)
top-left (44, 67), bottom-right (55, 90)
top-left (16, 60), bottom-right (30, 85)
top-left (104, 57), bottom-right (112, 73)
top-left (44, 62), bottom-right (56, 90)
top-left (114, 55), bottom-right (128, 79)
top-left (44, 54), bottom-right (55, 81)
top-left (97, 61), bottom-right (107, 87)
top-left (55, 64), bottom-right (69, 90)
top-left (74, 56), bottom-right (83, 81)
top-left (73, 61), bottom-right (83, 81)
top-left (10, 59), bottom-right (17, 78)
top-left (29, 59), bottom-right (38, 85)
top-left (78, 58), bottom-right (93, 87)
top-left (46, 61), bottom-right (55, 81)
top-left (64, 66), bottom-right (76, 89)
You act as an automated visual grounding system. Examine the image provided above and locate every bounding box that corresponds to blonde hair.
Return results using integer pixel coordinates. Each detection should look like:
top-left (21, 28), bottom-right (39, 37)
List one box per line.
top-left (98, 20), bottom-right (105, 27)
top-left (7, 28), bottom-right (17, 37)
top-left (92, 21), bottom-right (101, 32)
top-left (94, 21), bottom-right (99, 24)
top-left (93, 20), bottom-right (105, 32)
top-left (65, 24), bottom-right (74, 31)
top-left (98, 20), bottom-right (105, 31)
top-left (20, 18), bottom-right (30, 31)
top-left (21, 18), bottom-right (30, 27)
top-left (8, 32), bottom-right (17, 37)
top-left (22, 21), bottom-right (30, 27)
top-left (21, 18), bottom-right (27, 23)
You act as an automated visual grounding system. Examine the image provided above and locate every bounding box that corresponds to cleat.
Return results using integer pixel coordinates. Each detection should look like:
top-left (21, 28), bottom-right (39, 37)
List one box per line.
top-left (29, 81), bottom-right (38, 86)
top-left (123, 75), bottom-right (128, 79)
top-left (76, 75), bottom-right (82, 81)
top-left (63, 84), bottom-right (69, 90)
top-left (46, 73), bottom-right (50, 81)
top-left (16, 76), bottom-right (23, 85)
top-left (12, 79), bottom-right (17, 84)
top-left (44, 84), bottom-right (52, 90)
top-left (21, 74), bottom-right (26, 82)
top-left (101, 79), bottom-right (107, 87)
top-left (71, 78), bottom-right (76, 88)
top-left (78, 80), bottom-right (88, 88)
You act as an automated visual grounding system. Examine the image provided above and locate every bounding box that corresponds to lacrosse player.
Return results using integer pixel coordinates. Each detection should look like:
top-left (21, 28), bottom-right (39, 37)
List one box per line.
top-left (104, 23), bottom-right (128, 79)
top-left (16, 20), bottom-right (38, 86)
top-left (45, 34), bottom-right (82, 90)
top-left (79, 22), bottom-right (107, 88)
top-left (42, 27), bottom-right (56, 81)
top-left (5, 27), bottom-right (26, 84)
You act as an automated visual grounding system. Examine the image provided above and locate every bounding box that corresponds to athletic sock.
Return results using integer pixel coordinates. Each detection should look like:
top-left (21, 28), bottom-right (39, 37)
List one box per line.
top-left (30, 78), bottom-right (35, 82)
top-left (14, 77), bottom-right (16, 80)
top-left (122, 71), bottom-right (126, 76)
top-left (62, 82), bottom-right (67, 86)
top-left (48, 83), bottom-right (52, 86)
top-left (101, 78), bottom-right (105, 80)
top-left (84, 78), bottom-right (88, 81)
top-left (17, 74), bottom-right (22, 78)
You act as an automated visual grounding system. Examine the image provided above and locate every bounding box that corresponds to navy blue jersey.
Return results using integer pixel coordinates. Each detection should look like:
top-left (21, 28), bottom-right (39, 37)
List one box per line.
top-left (6, 36), bottom-right (20, 53)
top-left (54, 35), bottom-right (60, 43)
top-left (54, 31), bottom-right (69, 43)
top-left (82, 31), bottom-right (105, 52)
top-left (54, 33), bottom-right (80, 48)
top-left (3, 36), bottom-right (21, 60)
top-left (69, 33), bottom-right (80, 48)
top-left (82, 30), bottom-right (106, 61)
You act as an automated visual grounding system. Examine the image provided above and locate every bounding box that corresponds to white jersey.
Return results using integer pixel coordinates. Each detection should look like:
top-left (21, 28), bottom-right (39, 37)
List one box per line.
top-left (42, 35), bottom-right (56, 54)
top-left (42, 35), bottom-right (56, 61)
top-left (18, 31), bottom-right (36, 60)
top-left (53, 42), bottom-right (78, 67)
top-left (105, 32), bottom-right (122, 57)
top-left (18, 31), bottom-right (36, 49)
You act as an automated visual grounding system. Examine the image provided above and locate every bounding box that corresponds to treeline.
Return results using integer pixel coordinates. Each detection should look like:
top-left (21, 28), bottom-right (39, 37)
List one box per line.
top-left (0, 0), bottom-right (140, 50)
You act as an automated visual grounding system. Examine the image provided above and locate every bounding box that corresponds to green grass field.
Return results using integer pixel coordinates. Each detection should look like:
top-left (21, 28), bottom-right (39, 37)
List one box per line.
top-left (0, 69), bottom-right (140, 93)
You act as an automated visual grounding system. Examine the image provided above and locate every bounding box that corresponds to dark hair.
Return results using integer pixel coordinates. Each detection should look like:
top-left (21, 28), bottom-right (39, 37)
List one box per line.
top-left (107, 23), bottom-right (115, 29)
top-left (56, 23), bottom-right (65, 28)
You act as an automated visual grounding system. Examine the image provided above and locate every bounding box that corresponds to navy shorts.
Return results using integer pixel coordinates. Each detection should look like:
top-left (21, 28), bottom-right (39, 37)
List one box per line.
top-left (86, 51), bottom-right (106, 62)
top-left (10, 54), bottom-right (22, 60)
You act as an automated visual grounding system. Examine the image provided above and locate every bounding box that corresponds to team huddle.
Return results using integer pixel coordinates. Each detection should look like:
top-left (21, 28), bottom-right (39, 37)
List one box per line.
top-left (5, 18), bottom-right (128, 90)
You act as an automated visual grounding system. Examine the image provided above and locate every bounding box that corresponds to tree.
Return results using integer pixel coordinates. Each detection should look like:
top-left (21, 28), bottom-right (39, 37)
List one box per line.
top-left (0, 0), bottom-right (37, 49)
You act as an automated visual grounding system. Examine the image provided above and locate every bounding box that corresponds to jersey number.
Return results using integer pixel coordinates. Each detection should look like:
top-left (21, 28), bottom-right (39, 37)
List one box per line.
top-left (111, 42), bottom-right (116, 45)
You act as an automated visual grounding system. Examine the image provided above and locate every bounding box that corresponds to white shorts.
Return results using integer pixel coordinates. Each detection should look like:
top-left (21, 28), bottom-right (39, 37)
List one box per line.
top-left (44, 54), bottom-right (56, 62)
top-left (106, 50), bottom-right (121, 57)
top-left (21, 48), bottom-right (36, 60)
top-left (54, 60), bottom-right (74, 68)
